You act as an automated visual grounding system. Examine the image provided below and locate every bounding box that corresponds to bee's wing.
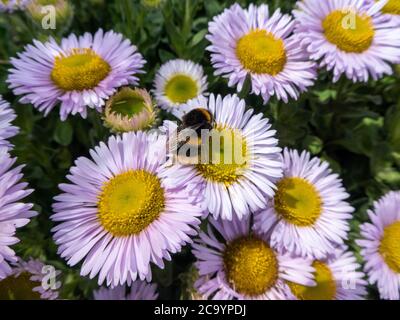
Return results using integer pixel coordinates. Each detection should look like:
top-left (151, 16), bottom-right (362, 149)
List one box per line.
top-left (167, 129), bottom-right (180, 154)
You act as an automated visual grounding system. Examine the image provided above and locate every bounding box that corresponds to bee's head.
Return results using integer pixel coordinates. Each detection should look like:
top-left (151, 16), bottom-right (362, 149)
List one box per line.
top-left (183, 108), bottom-right (214, 128)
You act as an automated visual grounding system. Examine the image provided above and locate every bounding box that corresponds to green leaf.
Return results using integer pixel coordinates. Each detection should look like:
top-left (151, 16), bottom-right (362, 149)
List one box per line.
top-left (56, 148), bottom-right (72, 169)
top-left (321, 152), bottom-right (342, 174)
top-left (238, 75), bottom-right (252, 100)
top-left (54, 120), bottom-right (73, 146)
top-left (314, 89), bottom-right (337, 103)
top-left (332, 117), bottom-right (383, 156)
top-left (153, 260), bottom-right (174, 287)
top-left (190, 28), bottom-right (207, 46)
top-left (302, 135), bottom-right (323, 155)
top-left (385, 104), bottom-right (400, 150)
top-left (14, 103), bottom-right (36, 134)
top-left (376, 168), bottom-right (400, 185)
top-left (158, 48), bottom-right (175, 63)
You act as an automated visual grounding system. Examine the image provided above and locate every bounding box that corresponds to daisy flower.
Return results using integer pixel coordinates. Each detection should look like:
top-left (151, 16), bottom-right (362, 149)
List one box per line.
top-left (8, 29), bottom-right (146, 120)
top-left (0, 0), bottom-right (29, 12)
top-left (94, 281), bottom-right (158, 300)
top-left (366, 0), bottom-right (400, 25)
top-left (51, 131), bottom-right (204, 287)
top-left (287, 248), bottom-right (367, 300)
top-left (294, 0), bottom-right (400, 82)
top-left (0, 258), bottom-right (60, 300)
top-left (0, 149), bottom-right (36, 280)
top-left (171, 94), bottom-right (282, 221)
top-left (357, 191), bottom-right (400, 300)
top-left (153, 59), bottom-right (207, 118)
top-left (253, 148), bottom-right (353, 259)
top-left (206, 3), bottom-right (316, 104)
top-left (192, 215), bottom-right (315, 300)
top-left (0, 96), bottom-right (19, 150)
top-left (103, 87), bottom-right (158, 133)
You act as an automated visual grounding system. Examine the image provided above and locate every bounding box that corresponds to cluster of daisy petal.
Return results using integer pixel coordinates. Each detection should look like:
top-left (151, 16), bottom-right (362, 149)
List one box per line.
top-left (0, 0), bottom-right (30, 12)
top-left (1, 0), bottom-right (400, 300)
top-left (0, 97), bottom-right (60, 300)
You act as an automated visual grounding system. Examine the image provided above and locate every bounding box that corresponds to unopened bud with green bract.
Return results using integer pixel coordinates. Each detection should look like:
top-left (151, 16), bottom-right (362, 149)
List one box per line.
top-left (26, 0), bottom-right (73, 31)
top-left (103, 87), bottom-right (158, 133)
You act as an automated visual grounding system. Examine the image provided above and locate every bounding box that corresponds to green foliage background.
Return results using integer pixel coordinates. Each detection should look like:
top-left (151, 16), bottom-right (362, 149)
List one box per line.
top-left (0, 0), bottom-right (399, 299)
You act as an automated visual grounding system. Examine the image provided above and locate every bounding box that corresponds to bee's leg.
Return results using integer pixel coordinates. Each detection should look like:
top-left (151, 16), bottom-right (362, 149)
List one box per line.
top-left (164, 154), bottom-right (177, 168)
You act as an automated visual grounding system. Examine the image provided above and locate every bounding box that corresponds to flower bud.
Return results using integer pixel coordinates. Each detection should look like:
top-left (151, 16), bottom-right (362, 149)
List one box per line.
top-left (103, 87), bottom-right (158, 133)
top-left (26, 0), bottom-right (74, 31)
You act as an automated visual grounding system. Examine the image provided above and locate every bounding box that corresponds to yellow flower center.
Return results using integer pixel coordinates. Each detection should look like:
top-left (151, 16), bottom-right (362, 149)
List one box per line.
top-left (195, 127), bottom-right (248, 186)
top-left (223, 236), bottom-right (279, 297)
top-left (274, 177), bottom-right (322, 227)
top-left (322, 10), bottom-right (374, 53)
top-left (288, 261), bottom-right (336, 300)
top-left (98, 170), bottom-right (165, 237)
top-left (381, 0), bottom-right (400, 15)
top-left (379, 220), bottom-right (400, 273)
top-left (51, 48), bottom-right (111, 91)
top-left (236, 29), bottom-right (287, 75)
top-left (0, 273), bottom-right (42, 300)
top-left (164, 74), bottom-right (199, 104)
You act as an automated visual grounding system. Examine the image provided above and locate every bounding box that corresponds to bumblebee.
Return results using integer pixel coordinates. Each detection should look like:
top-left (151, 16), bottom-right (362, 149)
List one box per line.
top-left (180, 108), bottom-right (213, 135)
top-left (169, 108), bottom-right (214, 164)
